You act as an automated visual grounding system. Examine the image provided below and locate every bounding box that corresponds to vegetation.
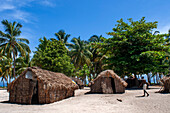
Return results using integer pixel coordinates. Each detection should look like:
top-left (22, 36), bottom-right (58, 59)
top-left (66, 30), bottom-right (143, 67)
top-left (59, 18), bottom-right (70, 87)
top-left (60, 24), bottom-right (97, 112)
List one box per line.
top-left (0, 20), bottom-right (31, 79)
top-left (0, 17), bottom-right (169, 86)
top-left (32, 37), bottom-right (74, 76)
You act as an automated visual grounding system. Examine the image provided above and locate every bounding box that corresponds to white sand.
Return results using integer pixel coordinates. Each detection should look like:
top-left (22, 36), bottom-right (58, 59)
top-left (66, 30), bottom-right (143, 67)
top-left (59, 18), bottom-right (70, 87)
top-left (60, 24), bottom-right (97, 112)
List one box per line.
top-left (0, 86), bottom-right (170, 113)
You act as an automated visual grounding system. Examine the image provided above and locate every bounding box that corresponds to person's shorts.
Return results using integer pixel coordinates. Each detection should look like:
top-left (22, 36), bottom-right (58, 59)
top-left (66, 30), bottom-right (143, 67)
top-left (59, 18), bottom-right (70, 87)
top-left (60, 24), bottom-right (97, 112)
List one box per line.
top-left (143, 84), bottom-right (147, 90)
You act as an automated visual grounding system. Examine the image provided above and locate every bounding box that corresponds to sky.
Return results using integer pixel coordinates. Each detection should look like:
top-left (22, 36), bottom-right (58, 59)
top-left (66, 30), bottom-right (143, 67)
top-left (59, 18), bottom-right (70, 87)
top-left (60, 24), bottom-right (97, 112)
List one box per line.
top-left (0, 0), bottom-right (170, 57)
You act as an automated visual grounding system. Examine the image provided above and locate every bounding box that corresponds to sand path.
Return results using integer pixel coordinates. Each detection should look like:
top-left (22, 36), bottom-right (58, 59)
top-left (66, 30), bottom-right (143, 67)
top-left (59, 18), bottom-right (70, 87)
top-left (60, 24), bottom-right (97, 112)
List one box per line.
top-left (0, 86), bottom-right (170, 113)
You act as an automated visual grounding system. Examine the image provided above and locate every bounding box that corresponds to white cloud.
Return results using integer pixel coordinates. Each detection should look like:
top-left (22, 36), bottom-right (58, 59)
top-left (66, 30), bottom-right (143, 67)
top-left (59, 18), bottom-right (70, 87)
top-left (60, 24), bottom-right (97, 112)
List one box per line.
top-left (157, 24), bottom-right (170, 34)
top-left (0, 0), bottom-right (56, 23)
top-left (40, 0), bottom-right (56, 7)
top-left (0, 4), bottom-right (15, 11)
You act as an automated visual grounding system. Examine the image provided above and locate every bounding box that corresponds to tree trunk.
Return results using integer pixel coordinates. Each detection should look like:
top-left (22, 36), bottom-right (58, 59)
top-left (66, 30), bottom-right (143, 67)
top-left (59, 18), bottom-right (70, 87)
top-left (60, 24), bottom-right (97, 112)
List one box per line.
top-left (153, 75), bottom-right (155, 84)
top-left (134, 74), bottom-right (139, 86)
top-left (3, 80), bottom-right (5, 87)
top-left (156, 73), bottom-right (159, 84)
top-left (147, 74), bottom-right (151, 84)
top-left (13, 48), bottom-right (16, 79)
top-left (9, 74), bottom-right (11, 84)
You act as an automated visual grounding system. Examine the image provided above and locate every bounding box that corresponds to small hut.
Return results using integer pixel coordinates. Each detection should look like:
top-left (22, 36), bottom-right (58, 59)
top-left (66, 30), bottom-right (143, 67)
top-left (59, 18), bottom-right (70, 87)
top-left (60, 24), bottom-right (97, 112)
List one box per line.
top-left (8, 67), bottom-right (78, 104)
top-left (160, 76), bottom-right (170, 93)
top-left (70, 77), bottom-right (84, 89)
top-left (90, 70), bottom-right (128, 94)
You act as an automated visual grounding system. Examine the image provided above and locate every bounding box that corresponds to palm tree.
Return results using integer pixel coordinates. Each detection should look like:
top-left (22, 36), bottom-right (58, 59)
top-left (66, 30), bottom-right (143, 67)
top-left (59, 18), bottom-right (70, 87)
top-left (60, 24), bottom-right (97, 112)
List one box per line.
top-left (0, 20), bottom-right (31, 79)
top-left (15, 53), bottom-right (33, 75)
top-left (55, 30), bottom-right (71, 50)
top-left (0, 55), bottom-right (13, 86)
top-left (88, 35), bottom-right (103, 43)
top-left (88, 35), bottom-right (106, 78)
top-left (67, 37), bottom-right (92, 68)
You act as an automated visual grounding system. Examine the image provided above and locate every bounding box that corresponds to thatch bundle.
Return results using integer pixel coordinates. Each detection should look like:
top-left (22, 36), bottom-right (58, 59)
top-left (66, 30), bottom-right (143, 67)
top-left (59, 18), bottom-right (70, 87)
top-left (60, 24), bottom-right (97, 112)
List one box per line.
top-left (70, 77), bottom-right (84, 89)
top-left (8, 67), bottom-right (78, 104)
top-left (90, 70), bottom-right (128, 94)
top-left (160, 77), bottom-right (170, 93)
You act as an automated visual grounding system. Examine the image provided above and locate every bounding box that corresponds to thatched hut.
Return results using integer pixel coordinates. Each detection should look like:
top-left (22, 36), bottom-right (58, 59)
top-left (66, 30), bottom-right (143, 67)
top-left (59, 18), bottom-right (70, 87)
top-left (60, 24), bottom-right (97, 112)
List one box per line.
top-left (70, 77), bottom-right (84, 89)
top-left (160, 77), bottom-right (170, 93)
top-left (90, 70), bottom-right (128, 94)
top-left (8, 67), bottom-right (78, 104)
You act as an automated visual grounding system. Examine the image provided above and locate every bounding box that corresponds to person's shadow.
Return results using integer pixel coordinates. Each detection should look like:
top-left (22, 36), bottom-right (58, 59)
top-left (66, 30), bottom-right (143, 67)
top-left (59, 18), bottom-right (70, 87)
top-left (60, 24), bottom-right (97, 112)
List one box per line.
top-left (135, 95), bottom-right (145, 98)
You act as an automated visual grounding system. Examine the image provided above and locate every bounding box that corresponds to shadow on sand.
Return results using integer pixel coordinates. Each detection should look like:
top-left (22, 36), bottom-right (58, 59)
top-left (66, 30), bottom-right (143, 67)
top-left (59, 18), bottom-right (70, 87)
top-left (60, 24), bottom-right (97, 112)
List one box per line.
top-left (0, 100), bottom-right (45, 105)
top-left (135, 95), bottom-right (146, 98)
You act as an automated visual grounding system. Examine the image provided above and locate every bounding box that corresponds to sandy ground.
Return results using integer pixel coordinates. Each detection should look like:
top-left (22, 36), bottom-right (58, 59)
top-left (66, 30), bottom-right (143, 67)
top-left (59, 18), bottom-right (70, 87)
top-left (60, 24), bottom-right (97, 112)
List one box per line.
top-left (0, 86), bottom-right (170, 113)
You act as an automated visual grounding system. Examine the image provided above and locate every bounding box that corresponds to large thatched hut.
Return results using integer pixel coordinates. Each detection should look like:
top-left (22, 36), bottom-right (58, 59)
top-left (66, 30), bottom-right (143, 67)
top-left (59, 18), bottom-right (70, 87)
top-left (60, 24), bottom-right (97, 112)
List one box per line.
top-left (70, 77), bottom-right (84, 89)
top-left (90, 70), bottom-right (128, 94)
top-left (8, 67), bottom-right (78, 104)
top-left (160, 76), bottom-right (170, 93)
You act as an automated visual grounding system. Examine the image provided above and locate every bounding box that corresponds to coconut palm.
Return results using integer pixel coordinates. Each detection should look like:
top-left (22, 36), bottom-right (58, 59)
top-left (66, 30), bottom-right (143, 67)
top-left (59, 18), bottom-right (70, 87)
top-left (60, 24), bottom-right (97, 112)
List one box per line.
top-left (0, 55), bottom-right (13, 86)
top-left (55, 30), bottom-right (71, 50)
top-left (0, 20), bottom-right (31, 79)
top-left (15, 53), bottom-right (33, 75)
top-left (67, 37), bottom-right (92, 68)
top-left (88, 35), bottom-right (103, 43)
top-left (88, 35), bottom-right (106, 78)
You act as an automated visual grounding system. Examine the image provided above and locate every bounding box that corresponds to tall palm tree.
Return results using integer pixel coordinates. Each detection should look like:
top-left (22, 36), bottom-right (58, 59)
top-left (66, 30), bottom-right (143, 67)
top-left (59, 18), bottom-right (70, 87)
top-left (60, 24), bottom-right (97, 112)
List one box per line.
top-left (15, 53), bottom-right (33, 75)
top-left (0, 55), bottom-right (12, 86)
top-left (88, 35), bottom-right (103, 43)
top-left (0, 20), bottom-right (31, 79)
top-left (55, 30), bottom-right (71, 50)
top-left (88, 35), bottom-right (106, 78)
top-left (67, 37), bottom-right (92, 68)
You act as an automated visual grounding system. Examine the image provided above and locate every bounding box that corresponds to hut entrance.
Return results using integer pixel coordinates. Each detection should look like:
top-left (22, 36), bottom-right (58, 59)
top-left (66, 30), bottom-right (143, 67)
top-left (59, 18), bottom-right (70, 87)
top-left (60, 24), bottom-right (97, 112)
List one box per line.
top-left (110, 77), bottom-right (116, 93)
top-left (31, 81), bottom-right (39, 104)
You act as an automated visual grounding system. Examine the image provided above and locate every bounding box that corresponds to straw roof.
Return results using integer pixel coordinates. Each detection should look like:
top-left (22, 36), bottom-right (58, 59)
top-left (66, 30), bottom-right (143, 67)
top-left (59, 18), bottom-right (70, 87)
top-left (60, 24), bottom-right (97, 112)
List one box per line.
top-left (8, 66), bottom-right (78, 92)
top-left (92, 70), bottom-right (128, 87)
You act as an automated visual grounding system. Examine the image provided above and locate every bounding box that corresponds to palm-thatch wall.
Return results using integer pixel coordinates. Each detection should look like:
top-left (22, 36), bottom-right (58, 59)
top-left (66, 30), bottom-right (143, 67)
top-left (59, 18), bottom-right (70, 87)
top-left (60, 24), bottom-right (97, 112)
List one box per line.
top-left (70, 77), bottom-right (84, 89)
top-left (161, 77), bottom-right (170, 93)
top-left (8, 67), bottom-right (78, 104)
top-left (90, 70), bottom-right (128, 94)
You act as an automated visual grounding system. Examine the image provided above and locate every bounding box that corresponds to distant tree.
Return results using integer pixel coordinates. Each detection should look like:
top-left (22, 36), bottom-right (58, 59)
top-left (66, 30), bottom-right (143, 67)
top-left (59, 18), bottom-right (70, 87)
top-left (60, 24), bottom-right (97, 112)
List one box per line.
top-left (0, 20), bottom-right (31, 79)
top-left (78, 64), bottom-right (90, 84)
top-left (88, 35), bottom-right (106, 79)
top-left (0, 55), bottom-right (12, 86)
top-left (55, 30), bottom-right (71, 50)
top-left (67, 37), bottom-right (92, 68)
top-left (32, 37), bottom-right (74, 76)
top-left (102, 17), bottom-right (169, 83)
top-left (15, 53), bottom-right (33, 75)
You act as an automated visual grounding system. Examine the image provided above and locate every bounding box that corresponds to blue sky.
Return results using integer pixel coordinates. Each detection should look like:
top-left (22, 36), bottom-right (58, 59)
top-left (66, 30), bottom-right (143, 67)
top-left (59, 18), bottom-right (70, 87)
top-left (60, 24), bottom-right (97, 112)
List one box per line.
top-left (0, 0), bottom-right (170, 56)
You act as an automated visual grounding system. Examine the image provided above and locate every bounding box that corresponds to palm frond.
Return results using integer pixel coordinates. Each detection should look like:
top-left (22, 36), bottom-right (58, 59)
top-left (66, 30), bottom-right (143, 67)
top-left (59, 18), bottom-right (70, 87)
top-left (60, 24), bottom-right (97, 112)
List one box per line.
top-left (17, 38), bottom-right (29, 44)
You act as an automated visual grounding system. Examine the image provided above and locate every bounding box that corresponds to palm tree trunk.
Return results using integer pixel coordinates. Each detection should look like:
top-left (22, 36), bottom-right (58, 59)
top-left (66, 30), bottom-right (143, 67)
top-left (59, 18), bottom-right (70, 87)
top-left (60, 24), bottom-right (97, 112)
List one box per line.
top-left (147, 74), bottom-right (151, 84)
top-left (156, 73), bottom-right (159, 84)
top-left (3, 80), bottom-right (5, 87)
top-left (134, 74), bottom-right (139, 86)
top-left (13, 48), bottom-right (16, 79)
top-left (9, 74), bottom-right (11, 84)
top-left (153, 75), bottom-right (155, 84)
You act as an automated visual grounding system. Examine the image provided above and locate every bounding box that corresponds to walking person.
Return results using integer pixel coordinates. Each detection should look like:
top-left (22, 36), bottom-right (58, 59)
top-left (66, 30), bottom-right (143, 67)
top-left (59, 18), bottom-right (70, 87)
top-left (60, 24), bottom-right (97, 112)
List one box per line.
top-left (139, 77), bottom-right (150, 97)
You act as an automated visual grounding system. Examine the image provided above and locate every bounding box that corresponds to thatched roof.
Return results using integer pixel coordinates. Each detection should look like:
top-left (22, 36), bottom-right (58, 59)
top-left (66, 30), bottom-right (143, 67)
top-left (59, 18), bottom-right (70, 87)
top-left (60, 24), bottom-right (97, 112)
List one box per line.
top-left (92, 70), bottom-right (128, 87)
top-left (8, 67), bottom-right (78, 92)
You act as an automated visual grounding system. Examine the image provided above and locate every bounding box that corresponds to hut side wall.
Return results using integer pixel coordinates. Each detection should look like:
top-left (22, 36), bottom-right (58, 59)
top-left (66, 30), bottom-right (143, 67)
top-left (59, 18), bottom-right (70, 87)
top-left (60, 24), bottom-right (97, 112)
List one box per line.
top-left (91, 77), bottom-right (102, 93)
top-left (115, 78), bottom-right (125, 93)
top-left (164, 79), bottom-right (170, 92)
top-left (38, 82), bottom-right (75, 104)
top-left (9, 75), bottom-right (33, 104)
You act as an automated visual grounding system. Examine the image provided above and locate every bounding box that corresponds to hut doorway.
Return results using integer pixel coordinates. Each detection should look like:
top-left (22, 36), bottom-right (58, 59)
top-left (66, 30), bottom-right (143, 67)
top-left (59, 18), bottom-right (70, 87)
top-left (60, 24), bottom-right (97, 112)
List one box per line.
top-left (31, 81), bottom-right (39, 104)
top-left (110, 77), bottom-right (116, 93)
